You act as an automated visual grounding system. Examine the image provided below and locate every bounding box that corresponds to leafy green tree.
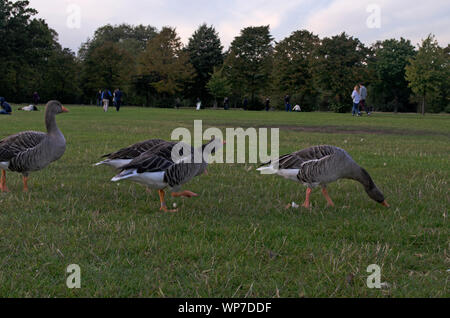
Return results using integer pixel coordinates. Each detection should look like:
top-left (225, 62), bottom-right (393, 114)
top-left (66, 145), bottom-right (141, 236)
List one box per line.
top-left (0, 0), bottom-right (60, 102)
top-left (405, 34), bottom-right (449, 114)
top-left (206, 67), bottom-right (231, 108)
top-left (186, 24), bottom-right (224, 104)
top-left (81, 42), bottom-right (134, 102)
top-left (314, 32), bottom-right (372, 112)
top-left (138, 27), bottom-right (194, 106)
top-left (224, 26), bottom-right (274, 109)
top-left (272, 30), bottom-right (320, 111)
top-left (369, 38), bottom-right (416, 112)
top-left (40, 48), bottom-right (81, 103)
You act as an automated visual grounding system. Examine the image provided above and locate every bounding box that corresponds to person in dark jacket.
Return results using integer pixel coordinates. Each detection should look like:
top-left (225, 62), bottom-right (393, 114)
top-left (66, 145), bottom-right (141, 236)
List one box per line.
top-left (243, 97), bottom-right (248, 110)
top-left (32, 92), bottom-right (40, 105)
top-left (285, 95), bottom-right (291, 112)
top-left (223, 97), bottom-right (229, 110)
top-left (0, 97), bottom-right (12, 115)
top-left (96, 89), bottom-right (102, 106)
top-left (265, 98), bottom-right (270, 111)
top-left (101, 89), bottom-right (112, 112)
top-left (114, 88), bottom-right (123, 111)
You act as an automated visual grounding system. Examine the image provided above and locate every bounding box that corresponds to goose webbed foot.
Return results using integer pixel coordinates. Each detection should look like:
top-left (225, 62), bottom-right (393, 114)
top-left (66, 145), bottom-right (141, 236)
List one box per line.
top-left (171, 190), bottom-right (198, 198)
top-left (301, 188), bottom-right (312, 209)
top-left (322, 187), bottom-right (335, 207)
top-left (23, 176), bottom-right (29, 192)
top-left (158, 190), bottom-right (178, 213)
top-left (1, 170), bottom-right (9, 192)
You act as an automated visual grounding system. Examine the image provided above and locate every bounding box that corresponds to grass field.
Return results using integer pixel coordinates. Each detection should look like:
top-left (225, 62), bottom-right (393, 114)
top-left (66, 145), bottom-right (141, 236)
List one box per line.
top-left (0, 105), bottom-right (448, 297)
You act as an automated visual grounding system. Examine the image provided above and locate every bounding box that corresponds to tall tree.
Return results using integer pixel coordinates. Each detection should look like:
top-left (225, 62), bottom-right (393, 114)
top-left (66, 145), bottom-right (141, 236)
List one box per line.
top-left (81, 42), bottom-right (134, 99)
top-left (206, 67), bottom-right (231, 108)
top-left (186, 24), bottom-right (223, 103)
top-left (273, 30), bottom-right (320, 111)
top-left (0, 0), bottom-right (60, 102)
top-left (314, 32), bottom-right (372, 112)
top-left (405, 34), bottom-right (449, 114)
top-left (224, 26), bottom-right (274, 108)
top-left (138, 27), bottom-right (194, 104)
top-left (370, 38), bottom-right (416, 112)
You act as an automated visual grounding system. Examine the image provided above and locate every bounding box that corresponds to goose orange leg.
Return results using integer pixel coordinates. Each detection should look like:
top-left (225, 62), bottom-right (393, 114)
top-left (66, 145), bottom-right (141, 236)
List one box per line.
top-left (322, 187), bottom-right (335, 207)
top-left (1, 170), bottom-right (9, 192)
top-left (171, 191), bottom-right (198, 198)
top-left (23, 176), bottom-right (29, 192)
top-left (302, 188), bottom-right (312, 208)
top-left (158, 190), bottom-right (178, 213)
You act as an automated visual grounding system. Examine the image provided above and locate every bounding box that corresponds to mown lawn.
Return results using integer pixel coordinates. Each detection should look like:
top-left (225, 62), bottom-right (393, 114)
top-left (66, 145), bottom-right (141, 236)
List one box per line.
top-left (0, 105), bottom-right (448, 297)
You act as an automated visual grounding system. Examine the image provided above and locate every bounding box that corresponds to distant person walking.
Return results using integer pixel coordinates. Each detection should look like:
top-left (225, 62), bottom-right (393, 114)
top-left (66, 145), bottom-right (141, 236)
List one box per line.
top-left (243, 98), bottom-right (248, 111)
top-left (101, 89), bottom-right (112, 112)
top-left (351, 85), bottom-right (362, 117)
top-left (32, 92), bottom-right (40, 105)
top-left (285, 95), bottom-right (291, 112)
top-left (223, 97), bottom-right (229, 110)
top-left (114, 88), bottom-right (123, 111)
top-left (196, 97), bottom-right (202, 111)
top-left (0, 97), bottom-right (12, 115)
top-left (96, 89), bottom-right (102, 106)
top-left (265, 98), bottom-right (270, 111)
top-left (359, 83), bottom-right (370, 115)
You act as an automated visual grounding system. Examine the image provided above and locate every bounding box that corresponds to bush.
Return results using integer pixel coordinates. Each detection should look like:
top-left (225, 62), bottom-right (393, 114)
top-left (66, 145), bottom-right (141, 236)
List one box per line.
top-left (329, 103), bottom-right (350, 113)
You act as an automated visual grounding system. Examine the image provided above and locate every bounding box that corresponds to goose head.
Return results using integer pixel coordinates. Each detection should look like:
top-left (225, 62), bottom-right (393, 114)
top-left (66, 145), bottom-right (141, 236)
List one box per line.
top-left (46, 100), bottom-right (69, 115)
top-left (366, 186), bottom-right (390, 207)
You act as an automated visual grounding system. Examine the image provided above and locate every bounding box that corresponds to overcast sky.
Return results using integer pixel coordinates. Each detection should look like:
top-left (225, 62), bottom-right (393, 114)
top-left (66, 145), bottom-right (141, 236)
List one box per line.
top-left (30, 0), bottom-right (450, 53)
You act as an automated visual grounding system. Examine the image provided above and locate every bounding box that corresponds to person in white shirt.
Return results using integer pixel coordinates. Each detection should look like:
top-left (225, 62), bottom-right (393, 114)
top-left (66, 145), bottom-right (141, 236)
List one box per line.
top-left (293, 105), bottom-right (301, 112)
top-left (351, 85), bottom-right (361, 116)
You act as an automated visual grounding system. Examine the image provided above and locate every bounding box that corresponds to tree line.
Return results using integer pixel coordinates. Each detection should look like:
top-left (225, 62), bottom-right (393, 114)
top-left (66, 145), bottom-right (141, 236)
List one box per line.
top-left (1, 0), bottom-right (448, 113)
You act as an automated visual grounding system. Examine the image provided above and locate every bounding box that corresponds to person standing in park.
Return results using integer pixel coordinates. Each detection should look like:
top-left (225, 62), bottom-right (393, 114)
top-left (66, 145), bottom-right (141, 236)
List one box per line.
top-left (0, 97), bottom-right (12, 115)
top-left (265, 98), bottom-right (270, 111)
top-left (101, 88), bottom-right (112, 112)
top-left (32, 91), bottom-right (40, 106)
top-left (243, 97), bottom-right (248, 111)
top-left (351, 85), bottom-right (362, 116)
top-left (223, 97), bottom-right (229, 110)
top-left (196, 97), bottom-right (202, 111)
top-left (359, 83), bottom-right (370, 116)
top-left (114, 88), bottom-right (123, 112)
top-left (96, 89), bottom-right (102, 106)
top-left (285, 95), bottom-right (291, 112)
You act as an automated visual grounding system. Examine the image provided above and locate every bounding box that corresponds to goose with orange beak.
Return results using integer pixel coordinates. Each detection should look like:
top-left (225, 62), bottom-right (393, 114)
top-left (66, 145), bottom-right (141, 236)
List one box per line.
top-left (0, 101), bottom-right (68, 192)
top-left (257, 145), bottom-right (390, 208)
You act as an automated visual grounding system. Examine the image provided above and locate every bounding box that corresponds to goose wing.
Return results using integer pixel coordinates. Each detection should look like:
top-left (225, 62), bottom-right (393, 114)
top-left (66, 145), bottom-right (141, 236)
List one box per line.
top-left (120, 152), bottom-right (174, 174)
top-left (0, 131), bottom-right (46, 162)
top-left (102, 139), bottom-right (172, 160)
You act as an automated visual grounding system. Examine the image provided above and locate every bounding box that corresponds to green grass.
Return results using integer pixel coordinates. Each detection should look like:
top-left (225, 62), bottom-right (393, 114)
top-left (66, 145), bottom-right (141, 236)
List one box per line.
top-left (0, 105), bottom-right (448, 297)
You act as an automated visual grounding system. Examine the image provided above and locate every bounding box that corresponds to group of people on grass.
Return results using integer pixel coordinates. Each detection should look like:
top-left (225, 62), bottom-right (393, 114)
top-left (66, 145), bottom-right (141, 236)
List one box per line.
top-left (96, 88), bottom-right (123, 112)
top-left (1, 92), bottom-right (42, 115)
top-left (351, 83), bottom-right (371, 117)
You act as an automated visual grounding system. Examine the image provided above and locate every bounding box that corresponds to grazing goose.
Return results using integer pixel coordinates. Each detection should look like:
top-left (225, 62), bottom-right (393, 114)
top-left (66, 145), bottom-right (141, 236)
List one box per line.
top-left (257, 145), bottom-right (389, 208)
top-left (111, 138), bottom-right (224, 212)
top-left (0, 101), bottom-right (68, 192)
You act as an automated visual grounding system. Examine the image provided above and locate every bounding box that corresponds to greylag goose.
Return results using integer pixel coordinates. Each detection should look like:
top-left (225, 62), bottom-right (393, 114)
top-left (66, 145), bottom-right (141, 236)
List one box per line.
top-left (257, 145), bottom-right (389, 208)
top-left (0, 101), bottom-right (68, 192)
top-left (111, 138), bottom-right (224, 212)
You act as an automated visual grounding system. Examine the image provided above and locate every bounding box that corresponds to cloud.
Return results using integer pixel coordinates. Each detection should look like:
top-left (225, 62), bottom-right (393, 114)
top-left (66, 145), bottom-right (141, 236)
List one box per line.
top-left (304, 0), bottom-right (450, 46)
top-left (29, 0), bottom-right (450, 53)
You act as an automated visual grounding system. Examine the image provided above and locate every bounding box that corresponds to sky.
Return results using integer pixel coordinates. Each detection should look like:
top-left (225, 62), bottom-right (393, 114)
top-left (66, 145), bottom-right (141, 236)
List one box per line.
top-left (30, 0), bottom-right (450, 53)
